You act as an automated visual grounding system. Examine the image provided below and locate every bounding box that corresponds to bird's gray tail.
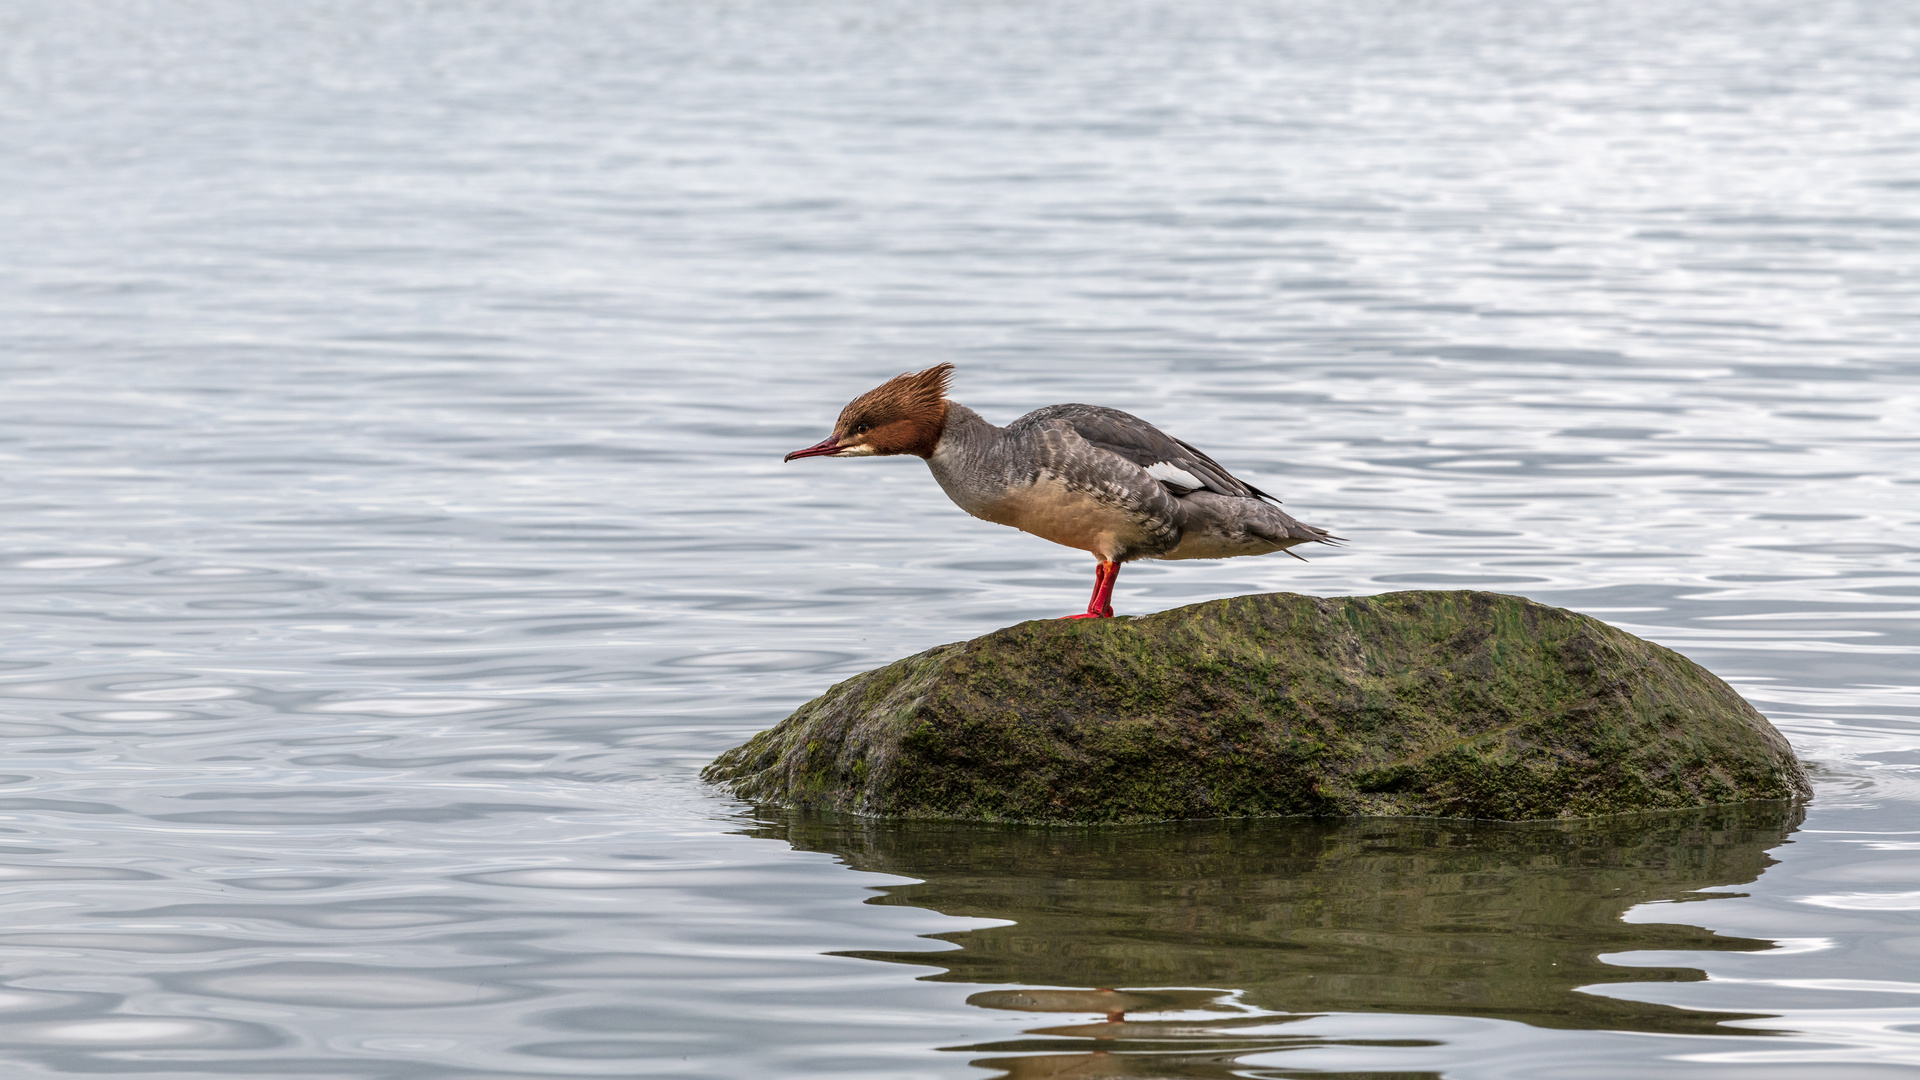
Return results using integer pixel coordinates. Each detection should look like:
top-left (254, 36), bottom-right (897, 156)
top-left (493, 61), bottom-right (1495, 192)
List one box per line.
top-left (1250, 504), bottom-right (1344, 561)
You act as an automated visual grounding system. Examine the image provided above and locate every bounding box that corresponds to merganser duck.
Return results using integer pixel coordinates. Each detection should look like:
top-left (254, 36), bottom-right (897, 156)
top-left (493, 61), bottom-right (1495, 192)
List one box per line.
top-left (784, 364), bottom-right (1339, 618)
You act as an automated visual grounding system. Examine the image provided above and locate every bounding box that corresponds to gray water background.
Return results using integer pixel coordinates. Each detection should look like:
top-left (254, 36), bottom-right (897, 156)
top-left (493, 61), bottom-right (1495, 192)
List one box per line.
top-left (2, 0), bottom-right (1918, 1075)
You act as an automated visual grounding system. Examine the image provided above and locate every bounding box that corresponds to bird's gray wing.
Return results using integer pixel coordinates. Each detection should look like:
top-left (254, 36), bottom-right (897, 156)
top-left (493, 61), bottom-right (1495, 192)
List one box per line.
top-left (1012, 403), bottom-right (1277, 502)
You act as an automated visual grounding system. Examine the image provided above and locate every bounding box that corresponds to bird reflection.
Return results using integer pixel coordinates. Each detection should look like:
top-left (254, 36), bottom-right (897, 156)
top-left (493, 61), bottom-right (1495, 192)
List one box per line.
top-left (970, 987), bottom-right (1232, 1028)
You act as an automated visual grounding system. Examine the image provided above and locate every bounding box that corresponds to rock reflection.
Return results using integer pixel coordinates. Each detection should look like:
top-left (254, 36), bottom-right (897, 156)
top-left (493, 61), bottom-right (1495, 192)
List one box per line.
top-left (758, 803), bottom-right (1801, 1078)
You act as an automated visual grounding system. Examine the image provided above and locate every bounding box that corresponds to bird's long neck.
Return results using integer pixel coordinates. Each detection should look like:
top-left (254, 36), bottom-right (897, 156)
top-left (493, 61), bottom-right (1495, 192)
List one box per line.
top-left (924, 403), bottom-right (1022, 518)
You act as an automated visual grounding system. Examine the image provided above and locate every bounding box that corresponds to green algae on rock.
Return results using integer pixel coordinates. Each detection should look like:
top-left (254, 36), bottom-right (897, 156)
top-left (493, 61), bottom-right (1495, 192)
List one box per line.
top-left (702, 591), bottom-right (1809, 823)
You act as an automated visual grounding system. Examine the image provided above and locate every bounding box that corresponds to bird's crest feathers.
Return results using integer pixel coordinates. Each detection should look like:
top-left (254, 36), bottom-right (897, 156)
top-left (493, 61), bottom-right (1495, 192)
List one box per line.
top-left (835, 363), bottom-right (954, 458)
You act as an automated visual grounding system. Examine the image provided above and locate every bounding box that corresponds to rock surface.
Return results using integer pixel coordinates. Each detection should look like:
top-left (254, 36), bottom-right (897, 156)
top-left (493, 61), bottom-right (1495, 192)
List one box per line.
top-left (703, 591), bottom-right (1809, 823)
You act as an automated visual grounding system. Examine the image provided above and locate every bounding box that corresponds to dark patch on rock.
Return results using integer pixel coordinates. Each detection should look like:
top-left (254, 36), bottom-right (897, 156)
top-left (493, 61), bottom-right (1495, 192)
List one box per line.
top-left (703, 591), bottom-right (1809, 823)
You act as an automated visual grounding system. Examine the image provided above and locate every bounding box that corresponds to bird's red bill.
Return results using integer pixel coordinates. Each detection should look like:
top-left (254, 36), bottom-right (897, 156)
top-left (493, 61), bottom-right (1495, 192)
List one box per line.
top-left (784, 436), bottom-right (843, 461)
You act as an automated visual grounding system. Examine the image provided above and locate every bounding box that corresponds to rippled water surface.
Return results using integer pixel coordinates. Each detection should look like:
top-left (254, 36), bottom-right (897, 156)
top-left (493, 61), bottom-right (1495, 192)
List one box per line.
top-left (3, 1), bottom-right (1919, 1076)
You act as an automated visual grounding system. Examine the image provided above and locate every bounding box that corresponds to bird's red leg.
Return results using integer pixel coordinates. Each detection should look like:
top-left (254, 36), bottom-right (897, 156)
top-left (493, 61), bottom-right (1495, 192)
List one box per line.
top-left (1061, 560), bottom-right (1120, 619)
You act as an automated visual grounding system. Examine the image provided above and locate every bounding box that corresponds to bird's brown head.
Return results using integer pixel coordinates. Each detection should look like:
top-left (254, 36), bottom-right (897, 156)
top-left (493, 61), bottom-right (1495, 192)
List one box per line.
top-left (784, 364), bottom-right (954, 462)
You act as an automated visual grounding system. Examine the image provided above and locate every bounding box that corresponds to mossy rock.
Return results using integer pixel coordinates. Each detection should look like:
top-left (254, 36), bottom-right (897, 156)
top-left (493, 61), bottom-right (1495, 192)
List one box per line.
top-left (703, 590), bottom-right (1809, 823)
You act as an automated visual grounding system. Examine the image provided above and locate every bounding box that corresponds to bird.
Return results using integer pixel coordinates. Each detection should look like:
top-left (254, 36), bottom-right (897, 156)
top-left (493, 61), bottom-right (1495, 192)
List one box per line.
top-left (784, 364), bottom-right (1339, 618)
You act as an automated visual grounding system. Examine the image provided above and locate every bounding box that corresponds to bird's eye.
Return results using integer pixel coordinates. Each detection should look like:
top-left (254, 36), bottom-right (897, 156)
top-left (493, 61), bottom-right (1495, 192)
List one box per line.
top-left (853, 423), bottom-right (871, 435)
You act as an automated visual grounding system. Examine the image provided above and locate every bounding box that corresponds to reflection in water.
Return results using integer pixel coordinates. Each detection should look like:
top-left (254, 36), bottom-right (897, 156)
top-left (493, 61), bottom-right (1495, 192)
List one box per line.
top-left (759, 804), bottom-right (1802, 1078)
top-left (960, 995), bottom-right (1422, 1080)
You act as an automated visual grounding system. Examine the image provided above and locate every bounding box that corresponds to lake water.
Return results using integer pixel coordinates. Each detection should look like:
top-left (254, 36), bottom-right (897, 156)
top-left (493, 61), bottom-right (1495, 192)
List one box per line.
top-left (2, 1), bottom-right (1918, 1076)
